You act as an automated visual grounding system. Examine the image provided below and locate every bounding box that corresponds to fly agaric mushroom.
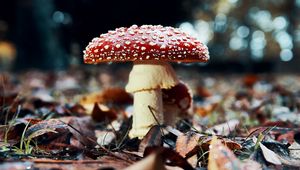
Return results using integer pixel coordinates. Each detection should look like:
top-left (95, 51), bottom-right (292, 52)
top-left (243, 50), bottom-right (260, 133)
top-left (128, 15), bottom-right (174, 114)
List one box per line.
top-left (83, 25), bottom-right (209, 138)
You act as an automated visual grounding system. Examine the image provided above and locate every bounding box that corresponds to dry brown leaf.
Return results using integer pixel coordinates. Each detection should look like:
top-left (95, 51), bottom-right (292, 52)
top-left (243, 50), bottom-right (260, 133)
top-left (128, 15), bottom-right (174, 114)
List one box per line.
top-left (101, 87), bottom-right (133, 105)
top-left (206, 119), bottom-right (240, 136)
top-left (91, 103), bottom-right (117, 122)
top-left (187, 155), bottom-right (198, 169)
top-left (125, 152), bottom-right (166, 170)
top-left (195, 103), bottom-right (217, 117)
top-left (139, 125), bottom-right (162, 153)
top-left (200, 136), bottom-right (242, 151)
top-left (79, 88), bottom-right (132, 106)
top-left (79, 88), bottom-right (132, 115)
top-left (163, 82), bottom-right (193, 126)
top-left (68, 104), bottom-right (88, 116)
top-left (277, 131), bottom-right (294, 144)
top-left (63, 116), bottom-right (97, 147)
top-left (144, 146), bottom-right (194, 170)
top-left (79, 92), bottom-right (102, 114)
top-left (176, 131), bottom-right (201, 158)
top-left (208, 136), bottom-right (242, 170)
top-left (175, 132), bottom-right (242, 165)
top-left (79, 91), bottom-right (101, 104)
top-left (197, 86), bottom-right (212, 98)
top-left (25, 119), bottom-right (68, 140)
top-left (29, 157), bottom-right (131, 170)
top-left (162, 82), bottom-right (192, 114)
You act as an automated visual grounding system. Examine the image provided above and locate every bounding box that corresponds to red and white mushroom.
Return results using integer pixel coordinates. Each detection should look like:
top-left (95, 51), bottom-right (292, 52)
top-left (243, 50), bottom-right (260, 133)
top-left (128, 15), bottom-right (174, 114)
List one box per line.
top-left (84, 25), bottom-right (209, 138)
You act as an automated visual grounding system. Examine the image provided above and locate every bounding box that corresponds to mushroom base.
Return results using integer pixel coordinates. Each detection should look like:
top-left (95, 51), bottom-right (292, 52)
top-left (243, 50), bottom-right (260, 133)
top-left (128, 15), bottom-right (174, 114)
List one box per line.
top-left (129, 88), bottom-right (163, 139)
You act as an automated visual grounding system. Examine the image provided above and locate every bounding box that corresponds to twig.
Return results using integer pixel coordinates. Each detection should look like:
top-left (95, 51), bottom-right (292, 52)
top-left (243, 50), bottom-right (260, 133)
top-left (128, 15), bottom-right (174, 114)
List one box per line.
top-left (27, 159), bottom-right (112, 164)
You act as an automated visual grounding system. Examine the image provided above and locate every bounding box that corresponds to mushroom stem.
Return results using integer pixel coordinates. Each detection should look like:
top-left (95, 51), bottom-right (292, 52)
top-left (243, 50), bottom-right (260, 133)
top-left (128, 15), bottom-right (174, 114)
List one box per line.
top-left (126, 61), bottom-right (179, 138)
top-left (129, 88), bottom-right (163, 138)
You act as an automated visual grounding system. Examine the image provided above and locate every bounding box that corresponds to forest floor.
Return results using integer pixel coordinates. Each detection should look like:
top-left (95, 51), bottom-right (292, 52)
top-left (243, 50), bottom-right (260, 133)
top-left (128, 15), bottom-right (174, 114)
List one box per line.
top-left (1, 66), bottom-right (300, 170)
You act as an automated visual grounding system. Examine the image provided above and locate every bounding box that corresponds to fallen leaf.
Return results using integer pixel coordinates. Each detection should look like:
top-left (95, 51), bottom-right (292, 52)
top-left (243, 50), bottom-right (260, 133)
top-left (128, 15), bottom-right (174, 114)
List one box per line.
top-left (187, 155), bottom-right (198, 169)
top-left (176, 131), bottom-right (201, 158)
top-left (165, 126), bottom-right (183, 137)
top-left (101, 87), bottom-right (133, 105)
top-left (195, 103), bottom-right (216, 117)
top-left (241, 159), bottom-right (262, 170)
top-left (0, 162), bottom-right (34, 170)
top-left (288, 142), bottom-right (300, 159)
top-left (277, 131), bottom-right (294, 144)
top-left (206, 119), bottom-right (240, 136)
top-left (199, 136), bottom-right (242, 151)
top-left (79, 88), bottom-right (132, 107)
top-left (27, 128), bottom-right (58, 141)
top-left (162, 82), bottom-right (192, 113)
top-left (208, 136), bottom-right (242, 170)
top-left (98, 155), bottom-right (134, 169)
top-left (259, 142), bottom-right (281, 165)
top-left (277, 155), bottom-right (300, 167)
top-left (79, 92), bottom-right (102, 113)
top-left (196, 86), bottom-right (212, 98)
top-left (61, 116), bottom-right (96, 147)
top-left (125, 152), bottom-right (166, 170)
top-left (25, 119), bottom-right (69, 144)
top-left (68, 104), bottom-right (88, 116)
top-left (30, 157), bottom-right (131, 170)
top-left (95, 130), bottom-right (116, 146)
top-left (91, 103), bottom-right (117, 122)
top-left (163, 82), bottom-right (193, 125)
top-left (144, 146), bottom-right (194, 170)
top-left (139, 125), bottom-right (162, 154)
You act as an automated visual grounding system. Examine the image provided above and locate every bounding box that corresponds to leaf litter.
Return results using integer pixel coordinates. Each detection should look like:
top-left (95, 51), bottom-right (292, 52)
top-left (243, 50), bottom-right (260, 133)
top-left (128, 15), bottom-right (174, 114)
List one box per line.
top-left (1, 70), bottom-right (300, 169)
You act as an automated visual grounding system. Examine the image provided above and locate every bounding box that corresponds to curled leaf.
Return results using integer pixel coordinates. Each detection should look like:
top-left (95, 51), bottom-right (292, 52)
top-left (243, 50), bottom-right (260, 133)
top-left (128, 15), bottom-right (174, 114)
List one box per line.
top-left (91, 103), bottom-right (117, 122)
top-left (25, 119), bottom-right (67, 140)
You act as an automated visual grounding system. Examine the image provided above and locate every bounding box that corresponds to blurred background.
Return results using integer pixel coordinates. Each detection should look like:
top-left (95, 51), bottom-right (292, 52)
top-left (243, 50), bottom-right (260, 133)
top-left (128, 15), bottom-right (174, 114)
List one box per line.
top-left (0, 0), bottom-right (299, 72)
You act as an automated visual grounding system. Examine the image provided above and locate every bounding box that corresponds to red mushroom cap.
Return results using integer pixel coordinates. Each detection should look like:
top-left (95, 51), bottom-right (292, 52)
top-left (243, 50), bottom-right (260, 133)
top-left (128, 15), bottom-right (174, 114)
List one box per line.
top-left (83, 25), bottom-right (209, 63)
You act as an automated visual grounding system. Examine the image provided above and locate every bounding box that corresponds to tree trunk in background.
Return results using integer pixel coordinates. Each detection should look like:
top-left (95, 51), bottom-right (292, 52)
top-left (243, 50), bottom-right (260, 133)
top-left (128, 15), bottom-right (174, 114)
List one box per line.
top-left (14, 0), bottom-right (68, 70)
